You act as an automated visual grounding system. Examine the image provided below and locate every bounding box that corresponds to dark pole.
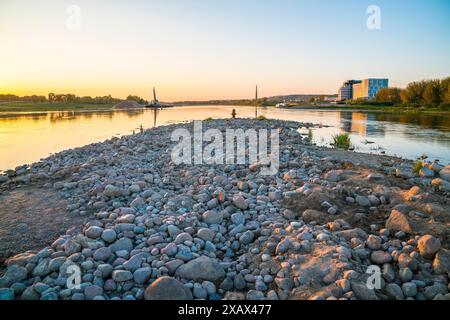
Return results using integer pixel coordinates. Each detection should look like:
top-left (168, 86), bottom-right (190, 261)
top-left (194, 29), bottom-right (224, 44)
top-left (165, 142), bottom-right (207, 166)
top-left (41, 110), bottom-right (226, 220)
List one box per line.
top-left (255, 85), bottom-right (258, 118)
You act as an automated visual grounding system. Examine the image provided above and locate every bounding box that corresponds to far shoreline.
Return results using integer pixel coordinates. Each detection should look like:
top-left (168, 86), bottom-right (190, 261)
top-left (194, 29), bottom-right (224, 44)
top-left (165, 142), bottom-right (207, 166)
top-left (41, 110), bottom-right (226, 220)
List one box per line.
top-left (0, 102), bottom-right (449, 115)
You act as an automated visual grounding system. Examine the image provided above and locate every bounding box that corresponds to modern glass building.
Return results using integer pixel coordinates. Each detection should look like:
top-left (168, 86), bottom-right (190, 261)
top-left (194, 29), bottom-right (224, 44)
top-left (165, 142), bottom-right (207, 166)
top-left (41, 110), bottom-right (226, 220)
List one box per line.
top-left (338, 80), bottom-right (361, 101)
top-left (353, 78), bottom-right (389, 100)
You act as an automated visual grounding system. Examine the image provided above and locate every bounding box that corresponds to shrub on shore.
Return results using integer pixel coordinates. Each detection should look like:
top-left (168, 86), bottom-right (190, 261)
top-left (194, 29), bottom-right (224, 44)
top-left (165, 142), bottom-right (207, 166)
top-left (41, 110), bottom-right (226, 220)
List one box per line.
top-left (413, 160), bottom-right (424, 174)
top-left (332, 133), bottom-right (351, 150)
top-left (256, 115), bottom-right (268, 121)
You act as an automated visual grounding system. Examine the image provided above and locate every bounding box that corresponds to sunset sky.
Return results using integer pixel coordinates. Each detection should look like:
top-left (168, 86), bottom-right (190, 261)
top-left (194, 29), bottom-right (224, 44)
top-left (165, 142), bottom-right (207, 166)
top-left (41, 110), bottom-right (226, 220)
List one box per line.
top-left (1, 0), bottom-right (449, 101)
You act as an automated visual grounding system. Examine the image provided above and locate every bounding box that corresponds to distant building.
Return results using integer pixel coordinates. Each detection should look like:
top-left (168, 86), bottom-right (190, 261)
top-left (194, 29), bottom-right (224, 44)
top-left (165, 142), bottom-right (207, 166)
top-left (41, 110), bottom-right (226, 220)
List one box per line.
top-left (337, 78), bottom-right (388, 101)
top-left (353, 78), bottom-right (389, 100)
top-left (338, 80), bottom-right (361, 101)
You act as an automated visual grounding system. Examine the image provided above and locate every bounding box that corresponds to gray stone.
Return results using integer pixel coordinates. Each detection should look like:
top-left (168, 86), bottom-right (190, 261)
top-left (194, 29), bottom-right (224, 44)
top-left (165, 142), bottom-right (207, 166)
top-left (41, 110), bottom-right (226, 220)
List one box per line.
top-left (399, 268), bottom-right (413, 283)
top-left (439, 165), bottom-right (450, 181)
top-left (386, 283), bottom-right (405, 300)
top-left (275, 238), bottom-right (291, 255)
top-left (355, 195), bottom-right (370, 207)
top-left (144, 277), bottom-right (192, 300)
top-left (133, 267), bottom-right (152, 284)
top-left (351, 281), bottom-right (379, 300)
top-left (93, 247), bottom-right (111, 261)
top-left (246, 290), bottom-right (265, 300)
top-left (370, 251), bottom-right (392, 264)
top-left (112, 270), bottom-right (133, 282)
top-left (239, 231), bottom-right (254, 245)
top-left (104, 185), bottom-right (122, 197)
top-left (424, 283), bottom-right (448, 299)
top-left (234, 274), bottom-right (246, 290)
top-left (402, 282), bottom-right (417, 298)
top-left (197, 228), bottom-right (215, 242)
top-left (175, 256), bottom-right (225, 282)
top-left (433, 249), bottom-right (450, 274)
top-left (165, 259), bottom-right (184, 275)
top-left (123, 254), bottom-right (142, 272)
top-left (0, 265), bottom-right (28, 288)
top-left (0, 288), bottom-right (14, 300)
top-left (231, 212), bottom-right (245, 226)
top-left (175, 232), bottom-right (193, 244)
top-left (101, 229), bottom-right (117, 243)
top-left (162, 243), bottom-right (178, 257)
top-left (84, 285), bottom-right (103, 300)
top-left (202, 210), bottom-right (223, 225)
top-left (21, 287), bottom-right (40, 300)
top-left (233, 195), bottom-right (248, 210)
top-left (85, 226), bottom-right (103, 239)
top-left (109, 238), bottom-right (133, 253)
top-left (366, 235), bottom-right (382, 250)
top-left (32, 258), bottom-right (50, 277)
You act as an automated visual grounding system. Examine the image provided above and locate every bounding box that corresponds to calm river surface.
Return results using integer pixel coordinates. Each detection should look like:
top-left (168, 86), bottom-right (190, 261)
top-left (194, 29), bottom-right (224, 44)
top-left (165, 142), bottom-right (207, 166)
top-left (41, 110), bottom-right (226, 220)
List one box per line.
top-left (0, 106), bottom-right (449, 172)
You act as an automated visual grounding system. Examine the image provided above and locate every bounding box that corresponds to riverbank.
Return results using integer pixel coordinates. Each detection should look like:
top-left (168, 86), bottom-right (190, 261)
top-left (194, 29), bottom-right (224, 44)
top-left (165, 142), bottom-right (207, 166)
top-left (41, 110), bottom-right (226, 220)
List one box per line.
top-left (0, 119), bottom-right (449, 301)
top-left (0, 102), bottom-right (115, 113)
top-left (284, 104), bottom-right (450, 114)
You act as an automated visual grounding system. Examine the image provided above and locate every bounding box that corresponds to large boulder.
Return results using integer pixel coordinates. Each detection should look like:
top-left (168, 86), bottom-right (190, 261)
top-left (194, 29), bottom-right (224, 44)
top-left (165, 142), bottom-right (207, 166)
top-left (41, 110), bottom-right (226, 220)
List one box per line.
top-left (144, 277), bottom-right (192, 300)
top-left (417, 235), bottom-right (441, 259)
top-left (439, 165), bottom-right (450, 181)
top-left (385, 210), bottom-right (412, 234)
top-left (433, 249), bottom-right (450, 274)
top-left (302, 209), bottom-right (326, 223)
top-left (109, 237), bottom-right (133, 253)
top-left (175, 256), bottom-right (225, 282)
top-left (0, 265), bottom-right (28, 288)
top-left (418, 235), bottom-right (441, 259)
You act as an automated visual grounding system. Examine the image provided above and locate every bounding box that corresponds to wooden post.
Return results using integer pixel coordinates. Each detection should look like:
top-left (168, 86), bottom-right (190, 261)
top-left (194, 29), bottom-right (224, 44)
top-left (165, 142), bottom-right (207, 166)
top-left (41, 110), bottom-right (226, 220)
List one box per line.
top-left (255, 85), bottom-right (258, 118)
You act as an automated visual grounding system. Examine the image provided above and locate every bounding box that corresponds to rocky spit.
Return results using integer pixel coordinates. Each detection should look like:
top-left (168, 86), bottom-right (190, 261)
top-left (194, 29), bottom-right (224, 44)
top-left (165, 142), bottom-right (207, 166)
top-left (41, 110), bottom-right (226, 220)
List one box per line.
top-left (0, 118), bottom-right (449, 301)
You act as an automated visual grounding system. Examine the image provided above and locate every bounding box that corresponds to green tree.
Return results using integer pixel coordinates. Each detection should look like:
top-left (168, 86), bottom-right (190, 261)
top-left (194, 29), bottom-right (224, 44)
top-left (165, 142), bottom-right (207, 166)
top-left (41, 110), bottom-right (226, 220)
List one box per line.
top-left (400, 81), bottom-right (426, 104)
top-left (440, 77), bottom-right (450, 103)
top-left (126, 95), bottom-right (146, 105)
top-left (422, 80), bottom-right (441, 105)
top-left (443, 86), bottom-right (450, 104)
top-left (375, 87), bottom-right (402, 104)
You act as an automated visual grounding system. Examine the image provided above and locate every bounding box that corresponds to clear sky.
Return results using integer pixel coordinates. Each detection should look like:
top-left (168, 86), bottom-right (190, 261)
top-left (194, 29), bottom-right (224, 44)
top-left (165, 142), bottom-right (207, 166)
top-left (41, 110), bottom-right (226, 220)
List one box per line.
top-left (1, 0), bottom-right (449, 101)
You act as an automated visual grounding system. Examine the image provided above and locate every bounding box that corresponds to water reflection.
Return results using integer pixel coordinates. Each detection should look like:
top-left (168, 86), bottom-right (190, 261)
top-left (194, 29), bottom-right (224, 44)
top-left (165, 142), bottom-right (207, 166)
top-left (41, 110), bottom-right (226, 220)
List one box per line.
top-left (339, 112), bottom-right (386, 138)
top-left (0, 106), bottom-right (449, 171)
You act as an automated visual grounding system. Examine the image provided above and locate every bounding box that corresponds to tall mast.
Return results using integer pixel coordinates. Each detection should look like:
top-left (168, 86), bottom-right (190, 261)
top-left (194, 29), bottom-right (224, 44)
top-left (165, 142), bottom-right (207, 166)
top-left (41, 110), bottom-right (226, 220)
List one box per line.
top-left (153, 87), bottom-right (157, 102)
top-left (255, 85), bottom-right (258, 118)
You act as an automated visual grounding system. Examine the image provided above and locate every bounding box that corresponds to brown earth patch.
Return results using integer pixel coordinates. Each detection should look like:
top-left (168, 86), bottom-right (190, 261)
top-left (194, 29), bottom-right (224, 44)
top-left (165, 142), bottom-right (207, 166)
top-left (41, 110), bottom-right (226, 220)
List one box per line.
top-left (0, 186), bottom-right (87, 266)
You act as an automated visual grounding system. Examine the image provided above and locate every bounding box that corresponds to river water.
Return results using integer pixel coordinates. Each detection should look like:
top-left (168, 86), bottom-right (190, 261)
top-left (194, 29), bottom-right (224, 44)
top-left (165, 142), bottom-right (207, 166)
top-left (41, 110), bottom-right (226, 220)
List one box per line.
top-left (0, 106), bottom-right (449, 172)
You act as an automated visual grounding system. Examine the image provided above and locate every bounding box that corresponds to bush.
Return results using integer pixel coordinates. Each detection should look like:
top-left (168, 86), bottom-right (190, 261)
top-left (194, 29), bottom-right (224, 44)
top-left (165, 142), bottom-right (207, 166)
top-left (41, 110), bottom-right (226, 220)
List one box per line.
top-left (331, 133), bottom-right (351, 150)
top-left (256, 115), bottom-right (268, 121)
top-left (412, 160), bottom-right (424, 174)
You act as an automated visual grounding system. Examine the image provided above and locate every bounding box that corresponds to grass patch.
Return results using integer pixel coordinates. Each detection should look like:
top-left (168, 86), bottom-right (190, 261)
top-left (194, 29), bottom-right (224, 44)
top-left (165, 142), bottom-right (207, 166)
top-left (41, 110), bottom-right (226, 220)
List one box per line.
top-left (256, 115), bottom-right (268, 121)
top-left (0, 102), bottom-right (114, 113)
top-left (412, 160), bottom-right (424, 174)
top-left (307, 129), bottom-right (313, 143)
top-left (204, 117), bottom-right (214, 121)
top-left (331, 133), bottom-right (351, 150)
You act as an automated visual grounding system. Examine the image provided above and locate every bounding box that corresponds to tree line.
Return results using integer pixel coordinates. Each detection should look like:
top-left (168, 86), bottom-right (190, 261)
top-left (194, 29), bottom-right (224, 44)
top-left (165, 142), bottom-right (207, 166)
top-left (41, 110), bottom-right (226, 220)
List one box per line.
top-left (373, 76), bottom-right (450, 108)
top-left (0, 93), bottom-right (150, 105)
